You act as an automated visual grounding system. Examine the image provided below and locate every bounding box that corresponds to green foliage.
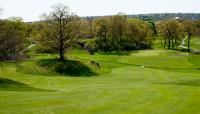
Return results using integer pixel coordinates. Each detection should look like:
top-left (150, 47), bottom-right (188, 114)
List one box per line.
top-left (125, 18), bottom-right (153, 49)
top-left (0, 19), bottom-right (28, 54)
top-left (85, 39), bottom-right (97, 55)
top-left (156, 19), bottom-right (184, 49)
top-left (79, 38), bottom-right (97, 55)
top-left (38, 3), bottom-right (81, 60)
top-left (193, 20), bottom-right (200, 36)
top-left (95, 15), bottom-right (153, 51)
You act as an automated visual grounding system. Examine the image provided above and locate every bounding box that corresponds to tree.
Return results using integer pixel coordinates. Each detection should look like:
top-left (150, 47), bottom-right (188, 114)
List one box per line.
top-left (126, 19), bottom-right (153, 49)
top-left (194, 20), bottom-right (200, 36)
top-left (95, 14), bottom-right (127, 51)
top-left (95, 17), bottom-right (111, 51)
top-left (148, 21), bottom-right (157, 36)
top-left (94, 15), bottom-right (153, 51)
top-left (78, 18), bottom-right (95, 39)
top-left (183, 20), bottom-right (196, 52)
top-left (42, 3), bottom-right (80, 60)
top-left (109, 13), bottom-right (127, 50)
top-left (86, 16), bottom-right (94, 38)
top-left (0, 18), bottom-right (27, 54)
top-left (156, 20), bottom-right (184, 49)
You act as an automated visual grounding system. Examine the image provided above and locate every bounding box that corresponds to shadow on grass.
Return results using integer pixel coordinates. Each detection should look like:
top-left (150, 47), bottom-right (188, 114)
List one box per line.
top-left (157, 79), bottom-right (200, 87)
top-left (175, 48), bottom-right (189, 53)
top-left (0, 77), bottom-right (55, 92)
top-left (37, 59), bottom-right (96, 77)
top-left (98, 50), bottom-right (133, 56)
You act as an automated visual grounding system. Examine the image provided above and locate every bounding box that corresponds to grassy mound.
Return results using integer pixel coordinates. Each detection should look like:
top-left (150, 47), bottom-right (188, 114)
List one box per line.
top-left (37, 59), bottom-right (96, 77)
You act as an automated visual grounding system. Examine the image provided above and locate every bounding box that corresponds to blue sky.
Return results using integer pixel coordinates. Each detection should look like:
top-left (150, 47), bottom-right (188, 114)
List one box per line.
top-left (0, 0), bottom-right (200, 22)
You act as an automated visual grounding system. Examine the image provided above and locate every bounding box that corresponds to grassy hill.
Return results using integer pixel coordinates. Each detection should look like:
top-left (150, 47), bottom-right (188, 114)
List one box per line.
top-left (0, 49), bottom-right (200, 114)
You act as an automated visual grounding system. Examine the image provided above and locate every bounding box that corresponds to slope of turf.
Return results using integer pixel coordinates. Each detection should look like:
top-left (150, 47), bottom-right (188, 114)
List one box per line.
top-left (0, 77), bottom-right (54, 92)
top-left (16, 59), bottom-right (96, 76)
top-left (0, 49), bottom-right (200, 114)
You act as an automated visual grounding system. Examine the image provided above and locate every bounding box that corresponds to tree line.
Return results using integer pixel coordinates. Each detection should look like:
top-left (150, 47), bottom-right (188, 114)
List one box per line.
top-left (129, 13), bottom-right (200, 21)
top-left (157, 19), bottom-right (200, 51)
top-left (94, 14), bottom-right (153, 51)
top-left (0, 17), bottom-right (29, 54)
top-left (0, 3), bottom-right (200, 61)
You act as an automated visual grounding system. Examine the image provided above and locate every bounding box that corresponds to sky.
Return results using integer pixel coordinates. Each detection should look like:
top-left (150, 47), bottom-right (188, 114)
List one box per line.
top-left (0, 0), bottom-right (200, 22)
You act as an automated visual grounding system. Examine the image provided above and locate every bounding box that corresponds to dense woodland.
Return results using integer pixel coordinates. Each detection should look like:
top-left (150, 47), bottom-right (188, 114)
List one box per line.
top-left (0, 4), bottom-right (200, 60)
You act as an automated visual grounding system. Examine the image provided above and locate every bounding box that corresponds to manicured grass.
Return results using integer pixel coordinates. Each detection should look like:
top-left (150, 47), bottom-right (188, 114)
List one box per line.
top-left (190, 37), bottom-right (200, 50)
top-left (182, 37), bottom-right (200, 50)
top-left (0, 49), bottom-right (200, 114)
